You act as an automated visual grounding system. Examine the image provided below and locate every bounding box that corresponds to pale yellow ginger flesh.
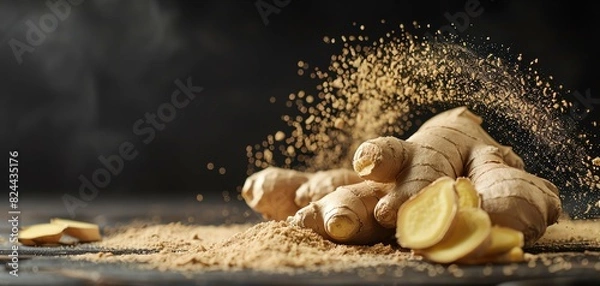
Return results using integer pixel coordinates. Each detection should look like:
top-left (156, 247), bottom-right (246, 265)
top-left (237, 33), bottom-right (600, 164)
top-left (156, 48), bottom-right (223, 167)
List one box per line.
top-left (457, 226), bottom-right (524, 264)
top-left (19, 223), bottom-right (66, 246)
top-left (455, 177), bottom-right (481, 209)
top-left (480, 226), bottom-right (525, 257)
top-left (51, 218), bottom-right (102, 242)
top-left (398, 177), bottom-right (525, 264)
top-left (418, 207), bottom-right (492, 264)
top-left (459, 246), bottom-right (525, 265)
top-left (19, 219), bottom-right (102, 246)
top-left (395, 177), bottom-right (458, 249)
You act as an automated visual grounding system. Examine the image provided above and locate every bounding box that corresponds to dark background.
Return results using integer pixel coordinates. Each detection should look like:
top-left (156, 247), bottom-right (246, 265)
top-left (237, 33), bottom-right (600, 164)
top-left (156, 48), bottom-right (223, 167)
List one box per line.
top-left (1, 1), bottom-right (598, 216)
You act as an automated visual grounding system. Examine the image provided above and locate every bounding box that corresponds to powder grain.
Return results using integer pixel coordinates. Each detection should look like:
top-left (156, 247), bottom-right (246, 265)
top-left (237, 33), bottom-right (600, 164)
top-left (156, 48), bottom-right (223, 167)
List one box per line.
top-left (75, 221), bottom-right (412, 274)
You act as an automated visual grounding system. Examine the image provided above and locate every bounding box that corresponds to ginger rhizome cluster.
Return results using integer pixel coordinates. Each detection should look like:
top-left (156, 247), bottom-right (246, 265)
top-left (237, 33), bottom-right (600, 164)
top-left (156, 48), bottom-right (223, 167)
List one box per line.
top-left (242, 107), bottom-right (562, 264)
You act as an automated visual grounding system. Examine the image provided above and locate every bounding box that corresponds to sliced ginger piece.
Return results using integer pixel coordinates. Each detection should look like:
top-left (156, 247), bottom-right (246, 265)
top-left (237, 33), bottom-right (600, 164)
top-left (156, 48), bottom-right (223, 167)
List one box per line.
top-left (482, 226), bottom-right (524, 257)
top-left (50, 218), bottom-right (102, 242)
top-left (454, 177), bottom-right (481, 208)
top-left (494, 247), bottom-right (525, 263)
top-left (396, 177), bottom-right (458, 249)
top-left (457, 225), bottom-right (524, 263)
top-left (419, 207), bottom-right (492, 264)
top-left (19, 223), bottom-right (66, 246)
top-left (460, 246), bottom-right (525, 264)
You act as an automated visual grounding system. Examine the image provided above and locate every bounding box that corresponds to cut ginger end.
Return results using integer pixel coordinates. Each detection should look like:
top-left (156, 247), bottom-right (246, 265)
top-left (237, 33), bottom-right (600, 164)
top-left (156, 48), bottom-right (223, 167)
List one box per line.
top-left (396, 177), bottom-right (458, 249)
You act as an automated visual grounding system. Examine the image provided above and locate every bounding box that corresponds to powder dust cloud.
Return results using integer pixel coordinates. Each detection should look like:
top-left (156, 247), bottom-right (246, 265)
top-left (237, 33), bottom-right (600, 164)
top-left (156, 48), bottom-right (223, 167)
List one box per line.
top-left (246, 22), bottom-right (600, 219)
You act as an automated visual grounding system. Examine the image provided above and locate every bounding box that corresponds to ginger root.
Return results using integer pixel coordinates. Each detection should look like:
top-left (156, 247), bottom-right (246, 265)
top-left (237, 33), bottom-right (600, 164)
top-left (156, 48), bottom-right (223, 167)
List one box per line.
top-left (294, 169), bottom-right (363, 208)
top-left (242, 167), bottom-right (310, 221)
top-left (350, 106), bottom-right (561, 245)
top-left (243, 106), bottom-right (561, 247)
top-left (288, 181), bottom-right (395, 244)
top-left (241, 167), bottom-right (361, 221)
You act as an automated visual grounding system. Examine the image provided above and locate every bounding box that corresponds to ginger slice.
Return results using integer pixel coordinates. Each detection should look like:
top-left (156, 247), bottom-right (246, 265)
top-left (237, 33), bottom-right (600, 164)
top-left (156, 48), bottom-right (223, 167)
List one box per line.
top-left (50, 218), bottom-right (102, 242)
top-left (458, 225), bottom-right (524, 263)
top-left (493, 247), bottom-right (525, 263)
top-left (482, 226), bottom-right (524, 256)
top-left (419, 207), bottom-right (492, 264)
top-left (460, 246), bottom-right (525, 264)
top-left (396, 177), bottom-right (458, 249)
top-left (454, 177), bottom-right (481, 208)
top-left (19, 223), bottom-right (66, 246)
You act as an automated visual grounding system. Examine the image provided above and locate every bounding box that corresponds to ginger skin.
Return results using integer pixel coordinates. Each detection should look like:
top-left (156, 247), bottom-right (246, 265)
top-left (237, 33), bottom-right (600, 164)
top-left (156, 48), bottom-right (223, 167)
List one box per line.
top-left (242, 168), bottom-right (310, 221)
top-left (289, 182), bottom-right (395, 244)
top-left (242, 167), bottom-right (362, 221)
